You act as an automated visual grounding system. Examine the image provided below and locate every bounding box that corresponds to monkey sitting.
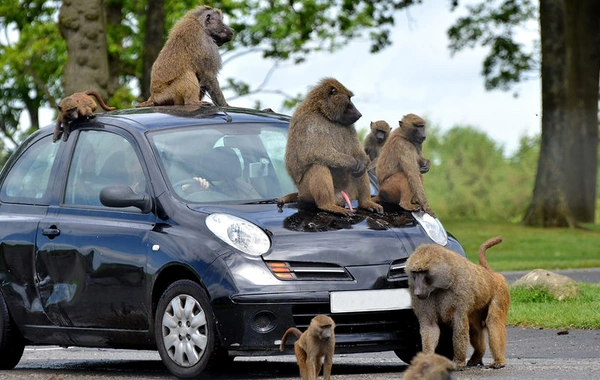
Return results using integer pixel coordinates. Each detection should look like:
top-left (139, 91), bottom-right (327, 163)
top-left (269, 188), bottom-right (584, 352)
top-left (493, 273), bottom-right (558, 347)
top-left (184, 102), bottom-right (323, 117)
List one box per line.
top-left (403, 352), bottom-right (457, 380)
top-left (374, 113), bottom-right (434, 216)
top-left (137, 6), bottom-right (234, 107)
top-left (405, 236), bottom-right (510, 370)
top-left (278, 78), bottom-right (383, 215)
top-left (364, 120), bottom-right (391, 164)
top-left (54, 90), bottom-right (116, 142)
top-left (280, 314), bottom-right (336, 380)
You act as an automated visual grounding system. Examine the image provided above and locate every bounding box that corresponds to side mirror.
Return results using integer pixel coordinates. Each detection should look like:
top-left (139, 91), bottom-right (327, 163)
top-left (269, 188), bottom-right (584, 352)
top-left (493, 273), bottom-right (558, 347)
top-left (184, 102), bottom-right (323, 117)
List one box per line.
top-left (100, 185), bottom-right (153, 213)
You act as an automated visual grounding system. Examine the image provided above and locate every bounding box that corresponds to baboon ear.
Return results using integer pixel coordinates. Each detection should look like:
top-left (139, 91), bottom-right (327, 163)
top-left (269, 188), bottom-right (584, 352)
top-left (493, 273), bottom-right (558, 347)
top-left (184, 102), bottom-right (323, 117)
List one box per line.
top-left (58, 105), bottom-right (63, 111)
top-left (398, 120), bottom-right (403, 126)
top-left (329, 87), bottom-right (337, 96)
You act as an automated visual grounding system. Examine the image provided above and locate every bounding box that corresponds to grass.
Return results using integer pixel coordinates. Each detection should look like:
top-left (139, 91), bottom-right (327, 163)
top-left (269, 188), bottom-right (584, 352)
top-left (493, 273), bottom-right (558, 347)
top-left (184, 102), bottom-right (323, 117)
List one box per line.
top-left (441, 220), bottom-right (600, 271)
top-left (438, 220), bottom-right (600, 329)
top-left (508, 283), bottom-right (600, 329)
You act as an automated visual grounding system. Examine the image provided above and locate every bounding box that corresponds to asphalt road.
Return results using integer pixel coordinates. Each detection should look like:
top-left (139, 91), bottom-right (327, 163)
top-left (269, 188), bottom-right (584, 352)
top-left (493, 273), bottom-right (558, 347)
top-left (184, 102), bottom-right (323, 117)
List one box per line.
top-left (1, 268), bottom-right (598, 380)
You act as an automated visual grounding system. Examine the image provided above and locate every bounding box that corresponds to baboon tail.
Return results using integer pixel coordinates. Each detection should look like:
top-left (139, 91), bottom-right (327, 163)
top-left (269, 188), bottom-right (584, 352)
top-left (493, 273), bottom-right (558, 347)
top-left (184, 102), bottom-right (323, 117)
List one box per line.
top-left (85, 90), bottom-right (116, 111)
top-left (279, 327), bottom-right (303, 351)
top-left (277, 192), bottom-right (299, 208)
top-left (478, 236), bottom-right (503, 270)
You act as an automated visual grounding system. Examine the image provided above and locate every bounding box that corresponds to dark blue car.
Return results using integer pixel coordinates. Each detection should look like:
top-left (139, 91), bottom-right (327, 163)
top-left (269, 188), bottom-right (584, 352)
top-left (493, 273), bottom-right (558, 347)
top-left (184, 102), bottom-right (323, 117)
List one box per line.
top-left (0, 105), bottom-right (464, 378)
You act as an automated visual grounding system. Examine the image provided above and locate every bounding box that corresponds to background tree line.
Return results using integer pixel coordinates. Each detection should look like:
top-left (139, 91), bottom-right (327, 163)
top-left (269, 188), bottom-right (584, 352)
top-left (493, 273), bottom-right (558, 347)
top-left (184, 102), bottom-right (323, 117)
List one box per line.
top-left (0, 0), bottom-right (598, 227)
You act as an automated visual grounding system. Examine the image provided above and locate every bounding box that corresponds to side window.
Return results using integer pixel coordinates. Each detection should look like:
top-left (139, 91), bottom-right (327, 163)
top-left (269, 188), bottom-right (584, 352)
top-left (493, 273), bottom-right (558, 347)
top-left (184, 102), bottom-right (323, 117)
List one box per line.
top-left (0, 135), bottom-right (60, 204)
top-left (64, 130), bottom-right (147, 207)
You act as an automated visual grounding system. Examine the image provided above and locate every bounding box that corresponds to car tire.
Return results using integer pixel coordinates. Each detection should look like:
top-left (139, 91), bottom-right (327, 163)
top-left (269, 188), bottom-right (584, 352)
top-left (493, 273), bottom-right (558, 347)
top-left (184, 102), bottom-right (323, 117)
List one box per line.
top-left (394, 327), bottom-right (454, 364)
top-left (155, 280), bottom-right (217, 379)
top-left (0, 291), bottom-right (25, 369)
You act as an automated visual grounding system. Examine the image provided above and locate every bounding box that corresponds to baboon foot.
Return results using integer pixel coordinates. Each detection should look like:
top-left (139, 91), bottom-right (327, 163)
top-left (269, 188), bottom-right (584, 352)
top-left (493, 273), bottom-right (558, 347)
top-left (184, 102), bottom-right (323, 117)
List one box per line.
top-left (487, 362), bottom-right (506, 369)
top-left (359, 200), bottom-right (383, 214)
top-left (466, 359), bottom-right (484, 367)
top-left (399, 201), bottom-right (420, 212)
top-left (318, 204), bottom-right (354, 216)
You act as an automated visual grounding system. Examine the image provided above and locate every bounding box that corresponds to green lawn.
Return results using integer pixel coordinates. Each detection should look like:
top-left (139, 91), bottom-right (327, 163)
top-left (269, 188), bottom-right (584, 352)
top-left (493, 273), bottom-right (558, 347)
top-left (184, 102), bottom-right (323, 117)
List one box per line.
top-left (438, 220), bottom-right (600, 329)
top-left (442, 220), bottom-right (600, 271)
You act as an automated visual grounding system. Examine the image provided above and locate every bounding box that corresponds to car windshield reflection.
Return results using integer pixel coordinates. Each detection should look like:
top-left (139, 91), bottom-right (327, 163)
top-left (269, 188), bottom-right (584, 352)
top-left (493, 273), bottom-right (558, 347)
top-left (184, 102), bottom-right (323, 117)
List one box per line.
top-left (150, 123), bottom-right (296, 203)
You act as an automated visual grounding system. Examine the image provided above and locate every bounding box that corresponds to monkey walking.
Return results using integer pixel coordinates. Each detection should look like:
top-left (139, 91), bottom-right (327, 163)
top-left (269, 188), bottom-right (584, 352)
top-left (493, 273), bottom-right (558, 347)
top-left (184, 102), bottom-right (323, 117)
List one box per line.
top-left (405, 236), bottom-right (510, 370)
top-left (373, 113), bottom-right (434, 216)
top-left (280, 314), bottom-right (336, 380)
top-left (137, 5), bottom-right (234, 107)
top-left (403, 352), bottom-right (457, 380)
top-left (277, 77), bottom-right (383, 216)
top-left (53, 90), bottom-right (116, 142)
top-left (364, 120), bottom-right (391, 163)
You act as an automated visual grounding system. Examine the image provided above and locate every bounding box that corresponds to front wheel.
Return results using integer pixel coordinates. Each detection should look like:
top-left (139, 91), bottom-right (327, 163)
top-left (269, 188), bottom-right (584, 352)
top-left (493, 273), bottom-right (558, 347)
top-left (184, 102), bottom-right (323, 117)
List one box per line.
top-left (0, 291), bottom-right (25, 369)
top-left (155, 280), bottom-right (217, 379)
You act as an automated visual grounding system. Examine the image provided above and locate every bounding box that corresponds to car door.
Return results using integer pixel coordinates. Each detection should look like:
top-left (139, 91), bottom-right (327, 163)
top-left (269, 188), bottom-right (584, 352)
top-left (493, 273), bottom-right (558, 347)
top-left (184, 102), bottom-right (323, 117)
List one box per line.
top-left (0, 133), bottom-right (63, 326)
top-left (36, 128), bottom-right (156, 329)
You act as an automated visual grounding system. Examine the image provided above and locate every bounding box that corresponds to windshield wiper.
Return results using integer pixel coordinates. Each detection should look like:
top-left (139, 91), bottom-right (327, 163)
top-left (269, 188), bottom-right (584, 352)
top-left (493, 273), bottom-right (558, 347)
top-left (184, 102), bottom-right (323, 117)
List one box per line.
top-left (243, 198), bottom-right (280, 205)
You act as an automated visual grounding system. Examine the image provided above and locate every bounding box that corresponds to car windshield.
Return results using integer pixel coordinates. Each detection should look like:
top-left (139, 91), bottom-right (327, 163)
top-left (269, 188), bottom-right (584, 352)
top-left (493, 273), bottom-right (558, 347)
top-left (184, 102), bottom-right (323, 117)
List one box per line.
top-left (150, 122), bottom-right (296, 203)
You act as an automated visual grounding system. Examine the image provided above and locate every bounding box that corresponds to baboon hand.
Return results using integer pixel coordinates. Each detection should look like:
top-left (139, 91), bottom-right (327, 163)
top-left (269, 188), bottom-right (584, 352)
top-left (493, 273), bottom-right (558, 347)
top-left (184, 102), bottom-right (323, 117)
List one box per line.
top-left (352, 157), bottom-right (368, 177)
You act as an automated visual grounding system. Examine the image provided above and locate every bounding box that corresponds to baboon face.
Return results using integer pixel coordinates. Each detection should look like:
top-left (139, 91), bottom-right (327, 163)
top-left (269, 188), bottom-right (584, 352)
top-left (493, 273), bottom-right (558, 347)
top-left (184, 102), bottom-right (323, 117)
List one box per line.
top-left (58, 100), bottom-right (80, 120)
top-left (317, 79), bottom-right (362, 126)
top-left (310, 315), bottom-right (336, 341)
top-left (370, 121), bottom-right (391, 142)
top-left (399, 114), bottom-right (426, 144)
top-left (410, 271), bottom-right (434, 299)
top-left (199, 8), bottom-right (234, 46)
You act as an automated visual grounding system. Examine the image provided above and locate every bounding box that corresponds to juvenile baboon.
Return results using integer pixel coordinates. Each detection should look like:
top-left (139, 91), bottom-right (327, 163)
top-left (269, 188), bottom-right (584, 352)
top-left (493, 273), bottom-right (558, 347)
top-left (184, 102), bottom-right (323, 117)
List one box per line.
top-left (405, 236), bottom-right (510, 370)
top-left (374, 113), bottom-right (433, 215)
top-left (54, 90), bottom-right (116, 142)
top-left (403, 352), bottom-right (456, 380)
top-left (137, 5), bottom-right (234, 107)
top-left (280, 314), bottom-right (336, 380)
top-left (364, 120), bottom-right (391, 162)
top-left (278, 78), bottom-right (383, 215)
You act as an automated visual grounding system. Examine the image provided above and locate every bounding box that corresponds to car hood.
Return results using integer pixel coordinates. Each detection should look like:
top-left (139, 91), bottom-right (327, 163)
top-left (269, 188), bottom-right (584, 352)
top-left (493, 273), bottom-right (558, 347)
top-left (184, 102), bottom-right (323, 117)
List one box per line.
top-left (189, 203), bottom-right (444, 266)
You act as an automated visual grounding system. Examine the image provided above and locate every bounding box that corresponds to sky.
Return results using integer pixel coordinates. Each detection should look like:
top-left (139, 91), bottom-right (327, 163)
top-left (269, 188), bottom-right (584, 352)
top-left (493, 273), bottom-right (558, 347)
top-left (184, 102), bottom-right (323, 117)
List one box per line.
top-left (33, 2), bottom-right (541, 156)
top-left (218, 2), bottom-right (542, 156)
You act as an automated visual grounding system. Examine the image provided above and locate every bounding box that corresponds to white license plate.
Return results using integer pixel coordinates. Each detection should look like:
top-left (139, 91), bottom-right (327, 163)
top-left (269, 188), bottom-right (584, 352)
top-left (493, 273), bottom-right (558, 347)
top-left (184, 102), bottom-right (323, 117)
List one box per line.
top-left (329, 288), bottom-right (412, 313)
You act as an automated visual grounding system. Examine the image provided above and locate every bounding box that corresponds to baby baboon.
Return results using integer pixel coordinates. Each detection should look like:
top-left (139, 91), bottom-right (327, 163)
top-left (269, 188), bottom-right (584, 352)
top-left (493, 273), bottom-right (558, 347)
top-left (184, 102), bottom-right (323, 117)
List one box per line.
top-left (403, 352), bottom-right (456, 380)
top-left (137, 5), bottom-right (234, 107)
top-left (374, 113), bottom-right (433, 215)
top-left (278, 78), bottom-right (383, 215)
top-left (405, 236), bottom-right (510, 370)
top-left (364, 120), bottom-right (391, 162)
top-left (54, 90), bottom-right (116, 142)
top-left (280, 314), bottom-right (336, 380)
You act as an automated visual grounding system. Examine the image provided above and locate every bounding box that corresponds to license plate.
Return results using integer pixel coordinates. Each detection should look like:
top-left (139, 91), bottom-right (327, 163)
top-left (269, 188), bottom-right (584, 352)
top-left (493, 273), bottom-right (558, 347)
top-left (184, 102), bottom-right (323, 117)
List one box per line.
top-left (330, 288), bottom-right (412, 313)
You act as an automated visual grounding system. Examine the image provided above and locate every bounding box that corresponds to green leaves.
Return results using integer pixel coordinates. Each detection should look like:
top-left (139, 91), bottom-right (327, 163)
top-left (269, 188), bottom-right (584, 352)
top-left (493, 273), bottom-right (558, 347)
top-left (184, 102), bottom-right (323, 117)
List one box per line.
top-left (447, 0), bottom-right (538, 92)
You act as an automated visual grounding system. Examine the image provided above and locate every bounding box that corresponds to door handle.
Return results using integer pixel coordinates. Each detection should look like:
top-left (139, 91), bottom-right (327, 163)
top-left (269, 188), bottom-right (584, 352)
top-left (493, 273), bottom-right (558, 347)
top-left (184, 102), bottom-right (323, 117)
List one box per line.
top-left (42, 226), bottom-right (60, 238)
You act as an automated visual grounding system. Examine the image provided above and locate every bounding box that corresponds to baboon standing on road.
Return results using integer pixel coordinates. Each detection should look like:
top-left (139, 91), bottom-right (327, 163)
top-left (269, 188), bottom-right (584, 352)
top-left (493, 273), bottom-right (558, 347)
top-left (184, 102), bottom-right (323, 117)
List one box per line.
top-left (405, 236), bottom-right (510, 370)
top-left (280, 314), bottom-right (336, 380)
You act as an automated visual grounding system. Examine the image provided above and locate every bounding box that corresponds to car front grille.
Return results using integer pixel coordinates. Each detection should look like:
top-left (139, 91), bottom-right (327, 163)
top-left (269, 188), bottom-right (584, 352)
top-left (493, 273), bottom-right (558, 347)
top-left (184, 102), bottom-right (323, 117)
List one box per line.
top-left (388, 258), bottom-right (408, 280)
top-left (265, 261), bottom-right (353, 281)
top-left (291, 303), bottom-right (419, 344)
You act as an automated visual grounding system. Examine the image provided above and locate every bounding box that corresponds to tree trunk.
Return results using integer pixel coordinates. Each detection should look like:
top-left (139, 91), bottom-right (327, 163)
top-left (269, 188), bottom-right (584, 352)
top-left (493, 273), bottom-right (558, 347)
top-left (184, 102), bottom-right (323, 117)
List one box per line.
top-left (58, 0), bottom-right (111, 99)
top-left (523, 0), bottom-right (574, 227)
top-left (105, 0), bottom-right (124, 97)
top-left (141, 0), bottom-right (165, 99)
top-left (523, 0), bottom-right (600, 227)
top-left (564, 0), bottom-right (600, 222)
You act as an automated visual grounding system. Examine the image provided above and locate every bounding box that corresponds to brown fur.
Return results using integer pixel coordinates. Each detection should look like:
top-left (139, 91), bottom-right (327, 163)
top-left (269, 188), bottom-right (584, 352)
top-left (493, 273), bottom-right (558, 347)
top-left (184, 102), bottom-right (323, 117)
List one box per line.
top-left (137, 6), bottom-right (234, 107)
top-left (278, 78), bottom-right (383, 215)
top-left (280, 314), bottom-right (336, 380)
top-left (364, 120), bottom-right (391, 162)
top-left (403, 352), bottom-right (457, 380)
top-left (53, 90), bottom-right (116, 142)
top-left (374, 113), bottom-right (433, 215)
top-left (405, 236), bottom-right (509, 370)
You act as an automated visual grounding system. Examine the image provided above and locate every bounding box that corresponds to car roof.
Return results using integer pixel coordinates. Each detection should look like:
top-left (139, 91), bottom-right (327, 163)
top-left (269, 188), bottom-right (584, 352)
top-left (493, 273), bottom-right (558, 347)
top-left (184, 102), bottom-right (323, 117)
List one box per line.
top-left (91, 106), bottom-right (292, 133)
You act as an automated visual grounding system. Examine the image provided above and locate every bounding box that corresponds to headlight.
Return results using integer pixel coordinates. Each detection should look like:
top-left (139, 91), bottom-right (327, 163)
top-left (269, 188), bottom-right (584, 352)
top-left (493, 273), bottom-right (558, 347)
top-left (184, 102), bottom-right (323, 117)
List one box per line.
top-left (206, 213), bottom-right (271, 256)
top-left (412, 211), bottom-right (448, 246)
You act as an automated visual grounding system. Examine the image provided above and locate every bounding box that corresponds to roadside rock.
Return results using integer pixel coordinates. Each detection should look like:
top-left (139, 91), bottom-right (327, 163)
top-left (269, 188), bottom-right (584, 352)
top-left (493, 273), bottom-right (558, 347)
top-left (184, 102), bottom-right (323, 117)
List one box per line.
top-left (512, 269), bottom-right (581, 301)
